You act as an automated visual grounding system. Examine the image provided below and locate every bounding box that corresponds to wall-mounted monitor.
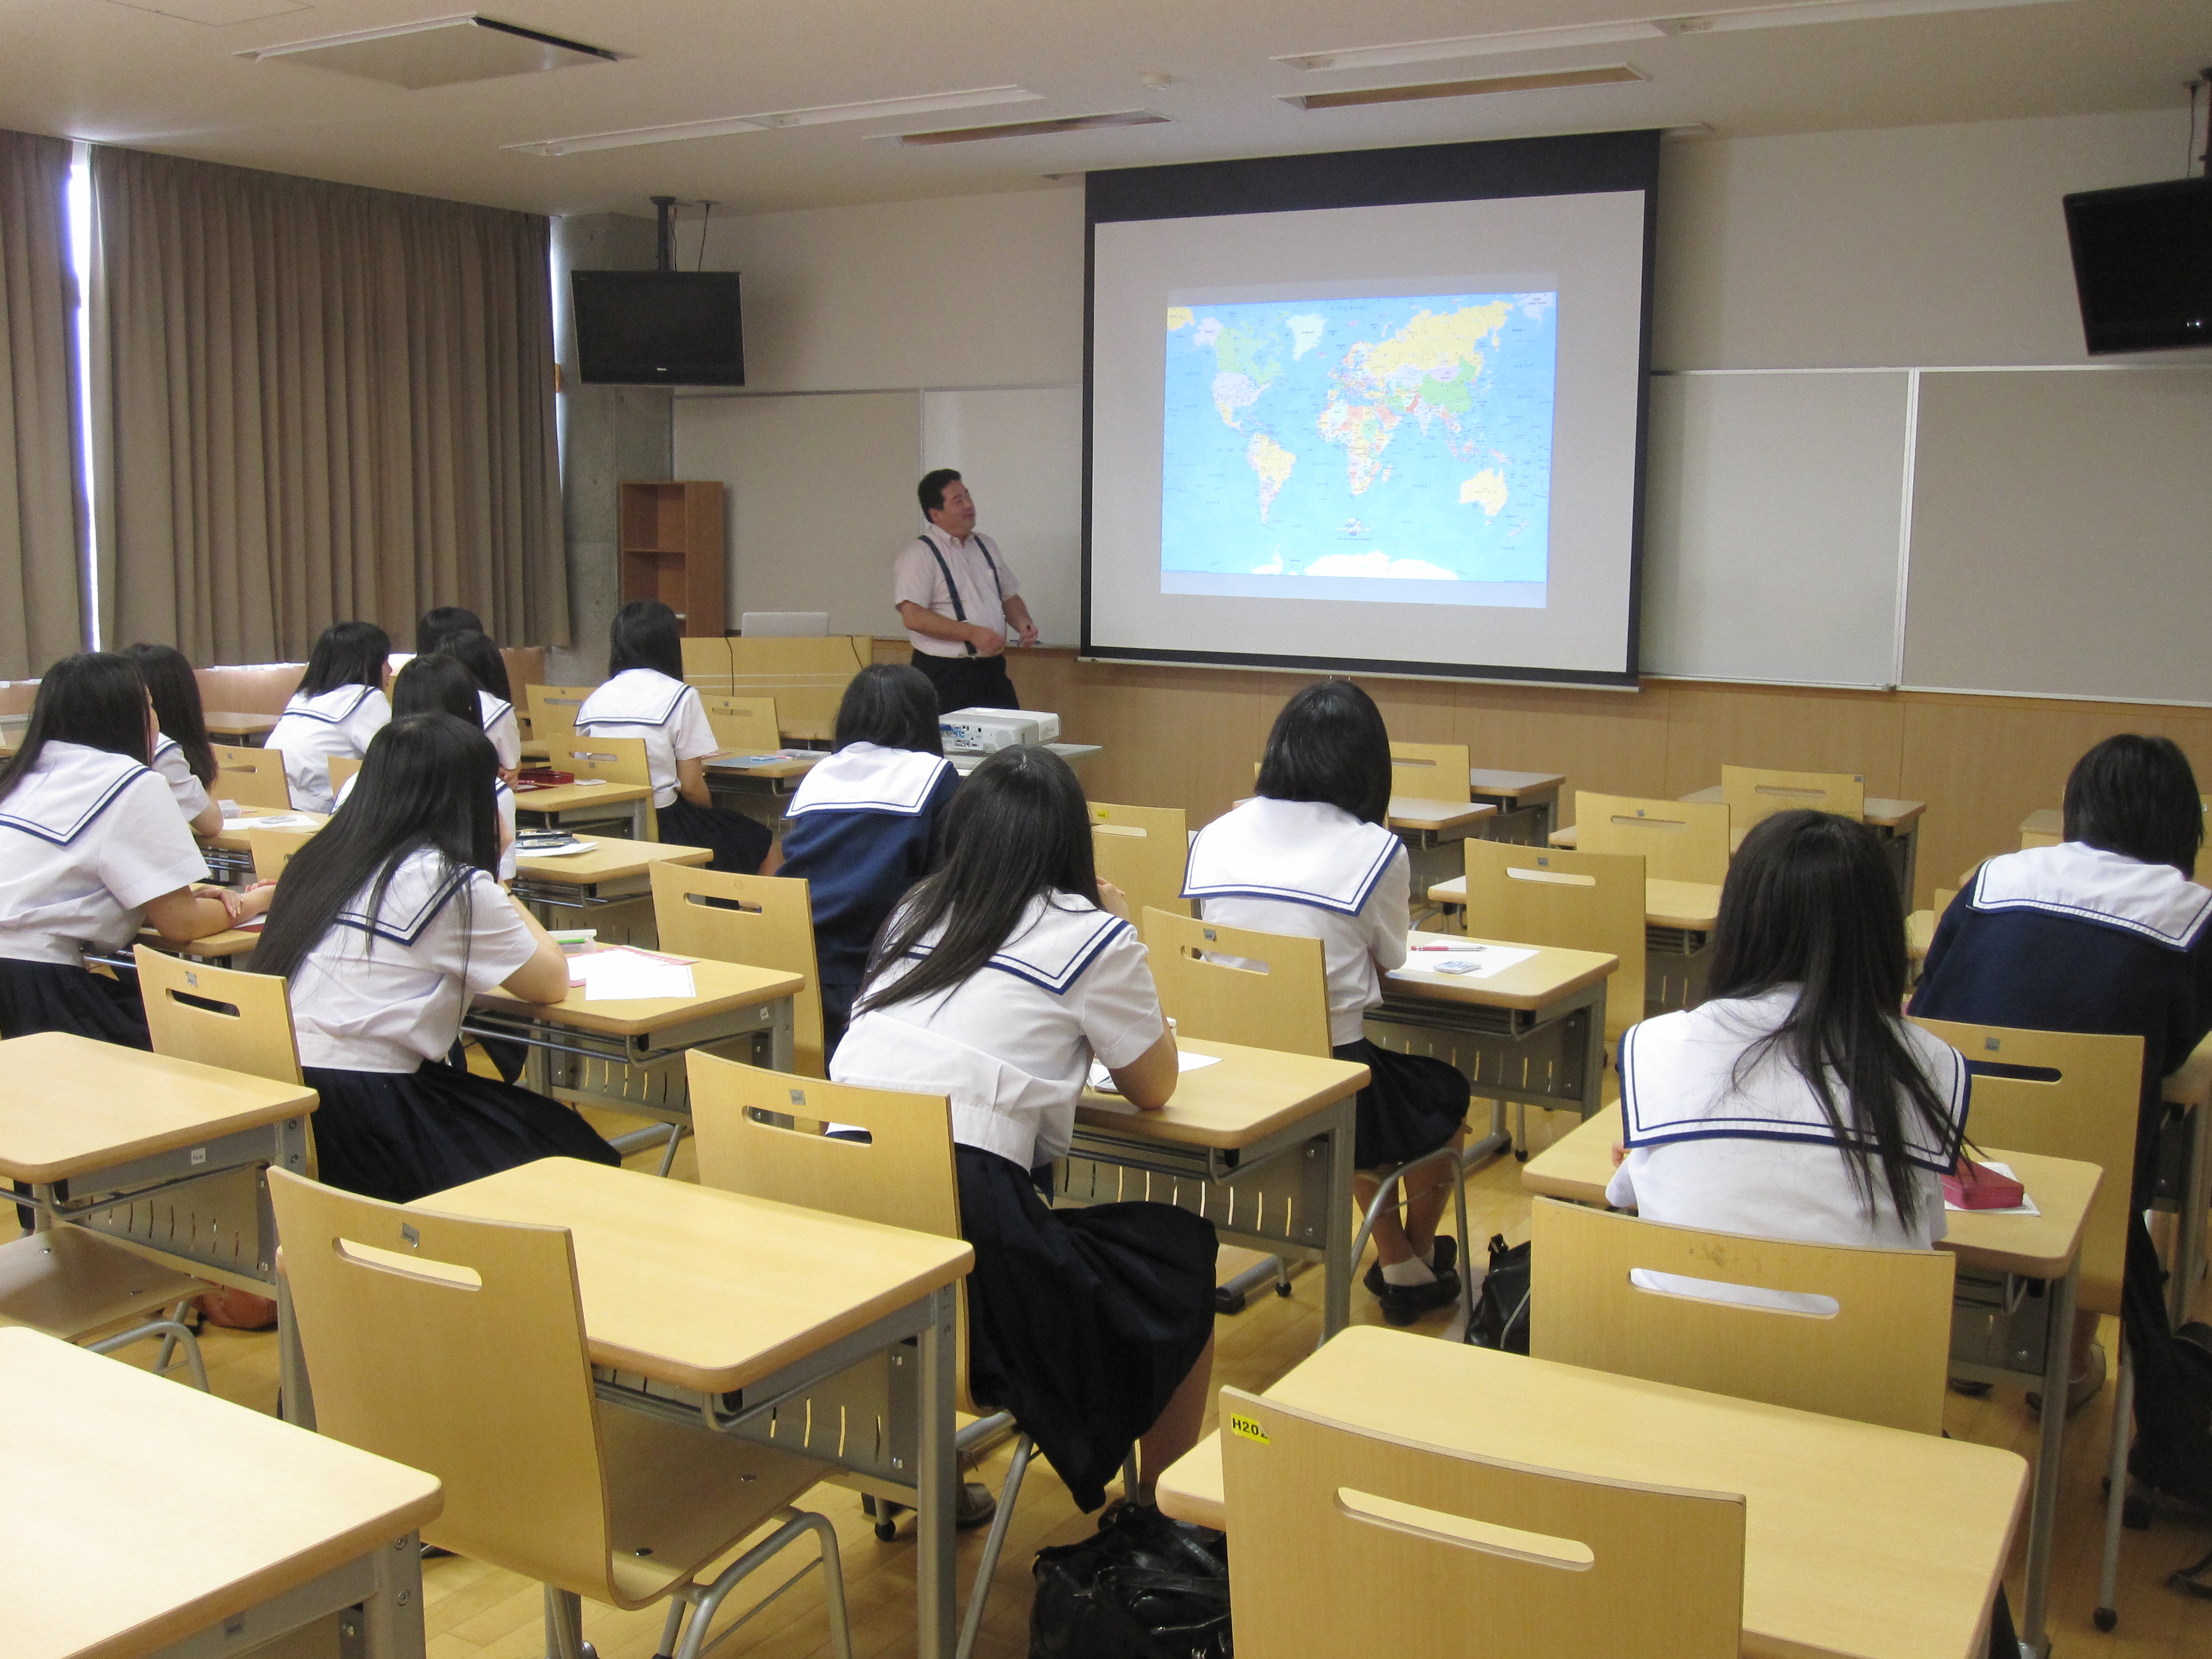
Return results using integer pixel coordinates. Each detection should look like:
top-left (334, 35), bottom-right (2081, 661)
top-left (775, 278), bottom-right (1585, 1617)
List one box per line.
top-left (572, 270), bottom-right (745, 385)
top-left (2063, 176), bottom-right (2212, 355)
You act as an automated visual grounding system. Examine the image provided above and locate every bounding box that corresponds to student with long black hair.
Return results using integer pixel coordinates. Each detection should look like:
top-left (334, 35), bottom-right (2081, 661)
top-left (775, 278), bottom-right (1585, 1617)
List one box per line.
top-left (573, 601), bottom-right (771, 873)
top-left (124, 642), bottom-right (223, 837)
top-left (831, 745), bottom-right (1214, 1516)
top-left (1183, 680), bottom-right (1471, 1324)
top-left (267, 622), bottom-right (392, 813)
top-left (0, 653), bottom-right (270, 1044)
top-left (337, 655), bottom-right (518, 883)
top-left (431, 627), bottom-right (521, 774)
top-left (777, 664), bottom-right (957, 1053)
top-left (251, 713), bottom-right (618, 1202)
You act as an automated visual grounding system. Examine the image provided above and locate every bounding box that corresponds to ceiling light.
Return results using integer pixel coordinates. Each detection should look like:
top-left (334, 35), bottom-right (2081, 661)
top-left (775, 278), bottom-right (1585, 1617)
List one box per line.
top-left (239, 15), bottom-right (620, 90)
top-left (108, 0), bottom-right (308, 24)
top-left (508, 86), bottom-right (1044, 156)
top-left (879, 111), bottom-right (1167, 147)
top-left (1285, 65), bottom-right (1647, 111)
top-left (1275, 0), bottom-right (2071, 72)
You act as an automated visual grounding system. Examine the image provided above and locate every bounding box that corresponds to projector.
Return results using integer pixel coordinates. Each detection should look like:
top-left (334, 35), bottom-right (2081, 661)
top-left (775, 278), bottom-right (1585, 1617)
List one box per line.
top-left (940, 707), bottom-right (1062, 753)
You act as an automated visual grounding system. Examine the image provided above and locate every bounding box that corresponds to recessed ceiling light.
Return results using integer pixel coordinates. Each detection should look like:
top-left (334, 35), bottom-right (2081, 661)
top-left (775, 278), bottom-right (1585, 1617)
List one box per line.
top-left (1275, 0), bottom-right (2072, 73)
top-left (239, 14), bottom-right (620, 89)
top-left (507, 86), bottom-right (1045, 156)
top-left (1285, 65), bottom-right (1647, 111)
top-left (879, 111), bottom-right (1167, 147)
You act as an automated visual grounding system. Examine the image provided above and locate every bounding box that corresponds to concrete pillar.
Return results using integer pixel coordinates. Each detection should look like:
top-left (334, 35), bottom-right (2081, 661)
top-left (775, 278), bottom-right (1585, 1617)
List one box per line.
top-left (549, 212), bottom-right (672, 683)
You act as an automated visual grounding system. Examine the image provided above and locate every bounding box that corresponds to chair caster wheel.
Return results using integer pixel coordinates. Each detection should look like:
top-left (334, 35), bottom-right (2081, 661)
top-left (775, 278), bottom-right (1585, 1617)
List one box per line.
top-left (1275, 1279), bottom-right (1294, 1297)
top-left (580, 1644), bottom-right (601, 1659)
top-left (2095, 1606), bottom-right (2117, 1631)
top-left (1513, 1149), bottom-right (1528, 1163)
top-left (863, 1494), bottom-right (905, 1541)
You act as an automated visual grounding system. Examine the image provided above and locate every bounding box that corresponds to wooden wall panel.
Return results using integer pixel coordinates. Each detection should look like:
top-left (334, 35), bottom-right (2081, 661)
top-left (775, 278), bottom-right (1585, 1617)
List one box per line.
top-left (1660, 682), bottom-right (1908, 801)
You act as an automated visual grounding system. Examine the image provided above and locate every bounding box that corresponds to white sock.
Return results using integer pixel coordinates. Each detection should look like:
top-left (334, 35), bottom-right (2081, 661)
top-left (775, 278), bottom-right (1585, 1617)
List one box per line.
top-left (1381, 1256), bottom-right (1437, 1287)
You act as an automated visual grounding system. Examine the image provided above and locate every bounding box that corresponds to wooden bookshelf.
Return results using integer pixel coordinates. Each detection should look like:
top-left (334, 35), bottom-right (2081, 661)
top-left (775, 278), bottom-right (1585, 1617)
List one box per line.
top-left (619, 480), bottom-right (726, 638)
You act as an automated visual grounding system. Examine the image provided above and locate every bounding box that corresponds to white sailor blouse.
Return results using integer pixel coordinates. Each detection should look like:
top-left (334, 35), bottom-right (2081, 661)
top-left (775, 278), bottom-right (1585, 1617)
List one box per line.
top-left (149, 735), bottom-right (212, 824)
top-left (268, 685), bottom-right (392, 814)
top-left (572, 669), bottom-right (718, 810)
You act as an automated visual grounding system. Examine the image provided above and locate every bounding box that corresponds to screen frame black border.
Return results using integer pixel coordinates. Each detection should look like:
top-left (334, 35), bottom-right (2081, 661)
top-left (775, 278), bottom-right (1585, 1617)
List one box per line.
top-left (570, 268), bottom-right (748, 387)
top-left (1080, 128), bottom-right (1662, 688)
top-left (2061, 174), bottom-right (2212, 356)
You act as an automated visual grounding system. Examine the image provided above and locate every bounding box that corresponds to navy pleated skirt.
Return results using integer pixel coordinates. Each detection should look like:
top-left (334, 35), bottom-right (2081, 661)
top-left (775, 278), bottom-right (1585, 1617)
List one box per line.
top-left (0, 958), bottom-right (149, 1047)
top-left (957, 1145), bottom-right (1217, 1512)
top-left (301, 1061), bottom-right (620, 1204)
top-left (1333, 1037), bottom-right (1471, 1170)
top-left (658, 797), bottom-right (773, 874)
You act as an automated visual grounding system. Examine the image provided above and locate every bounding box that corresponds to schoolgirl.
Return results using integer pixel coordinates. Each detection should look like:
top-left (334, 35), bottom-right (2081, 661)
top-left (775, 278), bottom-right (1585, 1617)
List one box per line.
top-left (776, 664), bottom-right (958, 1052)
top-left (431, 627), bottom-right (521, 775)
top-left (267, 622), bottom-right (392, 813)
top-left (338, 655), bottom-right (518, 883)
top-left (251, 713), bottom-right (619, 1202)
top-left (0, 653), bottom-right (271, 1044)
top-left (124, 642), bottom-right (223, 837)
top-left (1182, 680), bottom-right (1470, 1324)
top-left (573, 601), bottom-right (770, 873)
top-left (831, 745), bottom-right (1214, 1514)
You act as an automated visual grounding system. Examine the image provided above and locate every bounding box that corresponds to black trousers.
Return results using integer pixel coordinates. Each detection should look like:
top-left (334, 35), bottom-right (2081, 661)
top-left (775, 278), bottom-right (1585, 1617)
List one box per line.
top-left (910, 649), bottom-right (1018, 713)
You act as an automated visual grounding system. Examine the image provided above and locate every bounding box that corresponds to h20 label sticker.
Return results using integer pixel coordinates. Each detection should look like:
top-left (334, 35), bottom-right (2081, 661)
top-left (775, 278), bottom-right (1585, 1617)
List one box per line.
top-left (1228, 1412), bottom-right (1269, 1444)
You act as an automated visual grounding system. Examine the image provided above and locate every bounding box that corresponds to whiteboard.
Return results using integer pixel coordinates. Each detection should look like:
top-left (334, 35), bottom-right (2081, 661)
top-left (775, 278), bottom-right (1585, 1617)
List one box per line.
top-left (921, 388), bottom-right (1082, 646)
top-left (1640, 371), bottom-right (1910, 687)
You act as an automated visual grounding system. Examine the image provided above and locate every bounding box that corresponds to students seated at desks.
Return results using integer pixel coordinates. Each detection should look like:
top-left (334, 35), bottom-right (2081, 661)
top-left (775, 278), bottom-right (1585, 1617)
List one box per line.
top-left (1182, 681), bottom-right (1472, 1325)
top-left (777, 664), bottom-right (959, 1054)
top-left (1913, 733), bottom-right (2212, 1412)
top-left (267, 622), bottom-right (392, 813)
top-left (0, 653), bottom-right (272, 1045)
top-left (831, 746), bottom-right (1214, 1514)
top-left (421, 619), bottom-right (521, 775)
top-left (251, 713), bottom-right (618, 1203)
top-left (575, 599), bottom-right (772, 874)
top-left (123, 641), bottom-right (223, 837)
top-left (337, 655), bottom-right (518, 883)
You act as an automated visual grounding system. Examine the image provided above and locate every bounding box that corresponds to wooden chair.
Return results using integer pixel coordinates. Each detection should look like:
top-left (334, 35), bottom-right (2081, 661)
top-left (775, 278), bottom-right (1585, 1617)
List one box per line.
top-left (1090, 802), bottom-right (1191, 922)
top-left (1390, 742), bottom-right (1472, 804)
top-left (267, 1168), bottom-right (851, 1659)
top-left (212, 742), bottom-right (293, 810)
top-left (134, 945), bottom-right (303, 1087)
top-left (1908, 1017), bottom-right (2141, 1627)
top-left (525, 684), bottom-right (595, 746)
top-left (1218, 1386), bottom-right (1745, 1658)
top-left (1529, 1198), bottom-right (1957, 1434)
top-left (552, 733), bottom-right (658, 838)
top-left (700, 694), bottom-right (780, 755)
top-left (1138, 907), bottom-right (1330, 1059)
top-left (0, 1225), bottom-right (210, 1392)
top-left (1458, 841), bottom-right (1646, 1045)
top-left (1906, 887), bottom-right (1958, 968)
top-left (326, 753), bottom-right (361, 797)
top-left (651, 863), bottom-right (826, 1081)
top-left (1572, 791), bottom-right (1731, 886)
top-left (685, 1055), bottom-right (1005, 1659)
top-left (1720, 765), bottom-right (1866, 842)
top-left (247, 825), bottom-right (316, 884)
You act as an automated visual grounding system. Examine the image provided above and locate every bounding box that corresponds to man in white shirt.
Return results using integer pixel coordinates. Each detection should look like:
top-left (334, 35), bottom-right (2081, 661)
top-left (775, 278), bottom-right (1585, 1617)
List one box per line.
top-left (893, 469), bottom-right (1039, 713)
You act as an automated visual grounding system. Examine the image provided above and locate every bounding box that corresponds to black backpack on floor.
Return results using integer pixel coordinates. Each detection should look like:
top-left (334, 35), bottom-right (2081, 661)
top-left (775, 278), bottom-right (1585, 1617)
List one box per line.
top-left (1030, 1501), bottom-right (1232, 1659)
top-left (1468, 1233), bottom-right (1531, 1354)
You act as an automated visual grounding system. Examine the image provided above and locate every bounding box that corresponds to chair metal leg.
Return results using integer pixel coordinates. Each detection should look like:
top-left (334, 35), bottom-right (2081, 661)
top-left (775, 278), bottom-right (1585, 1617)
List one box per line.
top-left (2096, 1340), bottom-right (2136, 1632)
top-left (1348, 1144), bottom-right (1464, 1275)
top-left (655, 1125), bottom-right (688, 1180)
top-left (88, 1316), bottom-right (208, 1392)
top-left (669, 1508), bottom-right (853, 1659)
top-left (653, 1598), bottom-right (686, 1659)
top-left (957, 1432), bottom-right (1033, 1659)
top-left (542, 1584), bottom-right (587, 1659)
top-left (1452, 1153), bottom-right (1475, 1338)
top-left (152, 1296), bottom-right (189, 1379)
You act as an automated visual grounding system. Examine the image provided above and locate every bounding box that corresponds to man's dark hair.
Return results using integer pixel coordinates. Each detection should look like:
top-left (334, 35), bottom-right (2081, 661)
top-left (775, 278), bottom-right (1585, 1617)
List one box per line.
top-left (918, 469), bottom-right (963, 517)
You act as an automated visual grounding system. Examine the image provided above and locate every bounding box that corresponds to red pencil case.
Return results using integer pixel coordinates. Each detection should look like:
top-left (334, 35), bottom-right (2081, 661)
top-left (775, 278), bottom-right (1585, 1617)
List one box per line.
top-left (1942, 1159), bottom-right (2025, 1209)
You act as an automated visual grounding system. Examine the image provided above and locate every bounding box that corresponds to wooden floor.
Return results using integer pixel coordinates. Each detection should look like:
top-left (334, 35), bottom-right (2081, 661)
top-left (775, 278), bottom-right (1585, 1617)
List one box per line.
top-left (85, 1103), bottom-right (2212, 1659)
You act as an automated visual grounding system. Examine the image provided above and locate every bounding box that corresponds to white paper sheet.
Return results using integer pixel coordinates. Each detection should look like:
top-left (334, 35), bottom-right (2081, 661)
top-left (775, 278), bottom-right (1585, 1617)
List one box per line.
top-left (1942, 1160), bottom-right (2042, 1217)
top-left (1086, 1051), bottom-right (1222, 1094)
top-left (570, 948), bottom-right (696, 1001)
top-left (1401, 935), bottom-right (1540, 979)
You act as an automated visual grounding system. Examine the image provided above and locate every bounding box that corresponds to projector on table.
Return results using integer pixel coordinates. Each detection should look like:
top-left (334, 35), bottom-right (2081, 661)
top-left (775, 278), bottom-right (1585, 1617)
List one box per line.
top-left (940, 707), bottom-right (1062, 753)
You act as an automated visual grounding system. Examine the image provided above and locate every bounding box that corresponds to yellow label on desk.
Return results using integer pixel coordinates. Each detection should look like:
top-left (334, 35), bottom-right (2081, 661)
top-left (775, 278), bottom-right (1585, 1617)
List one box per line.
top-left (1228, 1412), bottom-right (1269, 1445)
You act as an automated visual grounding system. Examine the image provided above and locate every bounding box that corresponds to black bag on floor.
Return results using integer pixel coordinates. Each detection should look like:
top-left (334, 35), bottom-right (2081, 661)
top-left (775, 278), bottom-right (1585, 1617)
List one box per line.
top-left (1468, 1233), bottom-right (1531, 1354)
top-left (1030, 1502), bottom-right (1232, 1659)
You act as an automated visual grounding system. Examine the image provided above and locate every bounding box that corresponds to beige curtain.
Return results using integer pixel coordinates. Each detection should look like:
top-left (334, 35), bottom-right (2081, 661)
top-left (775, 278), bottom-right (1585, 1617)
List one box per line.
top-left (0, 129), bottom-right (84, 679)
top-left (90, 147), bottom-right (568, 662)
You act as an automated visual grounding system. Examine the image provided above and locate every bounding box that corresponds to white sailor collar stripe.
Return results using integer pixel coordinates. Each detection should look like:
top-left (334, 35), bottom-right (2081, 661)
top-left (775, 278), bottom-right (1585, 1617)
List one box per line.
top-left (908, 905), bottom-right (1130, 997)
top-left (1971, 843), bottom-right (2212, 951)
top-left (152, 735), bottom-right (179, 761)
top-left (578, 684), bottom-right (691, 726)
top-left (789, 746), bottom-right (951, 817)
top-left (482, 696), bottom-right (513, 724)
top-left (1183, 801), bottom-right (1400, 917)
top-left (0, 755), bottom-right (150, 846)
top-left (282, 686), bottom-right (377, 724)
top-left (332, 866), bottom-right (473, 947)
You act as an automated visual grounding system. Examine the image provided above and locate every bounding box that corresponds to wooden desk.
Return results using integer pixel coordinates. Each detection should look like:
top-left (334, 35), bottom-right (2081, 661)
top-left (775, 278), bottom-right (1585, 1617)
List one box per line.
top-left (137, 924), bottom-right (262, 962)
top-left (510, 834), bottom-right (713, 947)
top-left (1058, 1037), bottom-right (1369, 1339)
top-left (202, 710), bottom-right (280, 744)
top-left (418, 1157), bottom-right (972, 1659)
top-left (1427, 873), bottom-right (1724, 1016)
top-left (1386, 795), bottom-right (1497, 893)
top-left (1157, 1327), bottom-right (2026, 1659)
top-left (703, 750), bottom-right (822, 829)
top-left (197, 808), bottom-right (326, 883)
top-left (6, 1327), bottom-right (441, 1659)
top-left (2020, 807), bottom-right (2063, 850)
top-left (0, 1031), bottom-right (317, 1421)
top-left (1683, 783), bottom-right (1928, 898)
top-left (947, 741), bottom-right (1102, 777)
top-left (1467, 768), bottom-right (1565, 846)
top-left (513, 778), bottom-right (654, 841)
top-left (1519, 1107), bottom-right (2094, 1655)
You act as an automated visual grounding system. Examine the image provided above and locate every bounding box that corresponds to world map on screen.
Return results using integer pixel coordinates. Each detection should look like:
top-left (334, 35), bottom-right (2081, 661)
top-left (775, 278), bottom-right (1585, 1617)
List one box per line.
top-left (1160, 291), bottom-right (1557, 596)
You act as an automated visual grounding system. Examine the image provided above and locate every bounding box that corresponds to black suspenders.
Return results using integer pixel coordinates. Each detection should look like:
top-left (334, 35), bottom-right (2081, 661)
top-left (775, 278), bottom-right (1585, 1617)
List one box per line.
top-left (922, 531), bottom-right (1005, 656)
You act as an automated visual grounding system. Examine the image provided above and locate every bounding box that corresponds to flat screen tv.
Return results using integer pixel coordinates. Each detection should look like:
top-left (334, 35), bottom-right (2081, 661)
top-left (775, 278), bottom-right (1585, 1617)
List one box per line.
top-left (2062, 176), bottom-right (2212, 354)
top-left (572, 270), bottom-right (744, 385)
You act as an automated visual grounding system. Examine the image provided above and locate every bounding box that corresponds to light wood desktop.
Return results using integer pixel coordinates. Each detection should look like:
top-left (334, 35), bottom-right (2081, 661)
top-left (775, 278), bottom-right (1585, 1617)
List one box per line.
top-left (1156, 1327), bottom-right (2026, 1659)
top-left (201, 709), bottom-right (280, 743)
top-left (1467, 767), bottom-right (1567, 844)
top-left (1427, 873), bottom-right (1721, 932)
top-left (1426, 873), bottom-right (1723, 1014)
top-left (513, 834), bottom-right (711, 887)
top-left (513, 778), bottom-right (655, 840)
top-left (476, 956), bottom-right (800, 1045)
top-left (202, 807), bottom-right (327, 854)
top-left (510, 834), bottom-right (713, 947)
top-left (6, 1327), bottom-right (441, 1659)
top-left (2020, 807), bottom-right (2063, 849)
top-left (1553, 786), bottom-right (1927, 898)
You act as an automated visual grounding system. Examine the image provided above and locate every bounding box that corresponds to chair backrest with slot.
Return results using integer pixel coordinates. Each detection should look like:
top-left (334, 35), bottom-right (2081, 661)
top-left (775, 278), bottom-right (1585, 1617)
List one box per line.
top-left (698, 695), bottom-right (780, 757)
top-left (1220, 1387), bottom-right (1745, 1659)
top-left (685, 1053), bottom-right (984, 1410)
top-left (555, 734), bottom-right (652, 790)
top-left (1139, 907), bottom-right (1331, 1058)
top-left (1908, 1019), bottom-right (2141, 1316)
top-left (247, 825), bottom-right (317, 883)
top-left (1459, 841), bottom-right (1645, 1040)
top-left (1090, 802), bottom-right (1191, 922)
top-left (212, 742), bottom-right (294, 811)
top-left (1572, 792), bottom-right (1731, 886)
top-left (525, 685), bottom-right (595, 745)
top-left (1720, 766), bottom-right (1866, 838)
top-left (1529, 1199), bottom-right (1955, 1436)
top-left (264, 1169), bottom-right (619, 1603)
top-left (133, 945), bottom-right (303, 1087)
top-left (1390, 742), bottom-right (1472, 805)
top-left (327, 754), bottom-right (362, 797)
top-left (650, 863), bottom-right (826, 1077)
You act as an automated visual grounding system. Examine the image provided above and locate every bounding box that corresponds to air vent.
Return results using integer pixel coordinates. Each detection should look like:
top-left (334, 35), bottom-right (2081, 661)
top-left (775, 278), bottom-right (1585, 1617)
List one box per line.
top-left (883, 111), bottom-right (1168, 147)
top-left (1284, 64), bottom-right (1646, 111)
top-left (238, 14), bottom-right (622, 90)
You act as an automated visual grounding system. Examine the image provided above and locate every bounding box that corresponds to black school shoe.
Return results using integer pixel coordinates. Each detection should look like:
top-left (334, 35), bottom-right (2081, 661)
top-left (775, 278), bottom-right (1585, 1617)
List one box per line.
top-left (1362, 1235), bottom-right (1458, 1300)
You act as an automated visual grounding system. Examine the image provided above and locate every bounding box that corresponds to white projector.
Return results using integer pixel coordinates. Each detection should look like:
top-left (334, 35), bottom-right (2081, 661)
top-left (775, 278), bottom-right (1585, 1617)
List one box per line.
top-left (940, 707), bottom-right (1062, 753)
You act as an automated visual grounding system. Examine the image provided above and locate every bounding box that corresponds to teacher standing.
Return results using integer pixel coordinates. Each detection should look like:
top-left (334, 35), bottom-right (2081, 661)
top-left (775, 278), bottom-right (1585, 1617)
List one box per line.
top-left (894, 469), bottom-right (1039, 713)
